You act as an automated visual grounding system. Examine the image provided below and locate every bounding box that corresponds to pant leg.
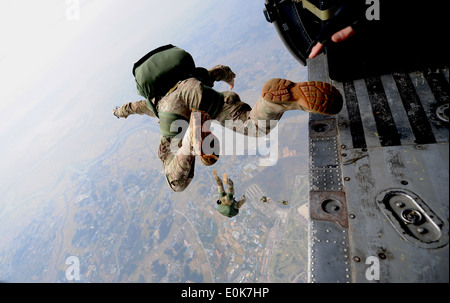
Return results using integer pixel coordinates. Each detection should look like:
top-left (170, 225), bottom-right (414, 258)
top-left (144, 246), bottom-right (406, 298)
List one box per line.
top-left (215, 91), bottom-right (287, 137)
top-left (174, 78), bottom-right (224, 119)
top-left (115, 100), bottom-right (156, 118)
top-left (161, 79), bottom-right (284, 137)
top-left (158, 136), bottom-right (195, 192)
top-left (226, 178), bottom-right (235, 197)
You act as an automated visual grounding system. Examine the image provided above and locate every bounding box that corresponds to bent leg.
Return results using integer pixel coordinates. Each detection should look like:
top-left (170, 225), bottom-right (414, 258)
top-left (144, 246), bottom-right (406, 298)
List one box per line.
top-left (175, 78), bottom-right (224, 119)
top-left (215, 177), bottom-right (225, 196)
top-left (158, 136), bottom-right (195, 192)
top-left (226, 178), bottom-right (235, 197)
top-left (215, 79), bottom-right (342, 136)
top-left (215, 91), bottom-right (285, 137)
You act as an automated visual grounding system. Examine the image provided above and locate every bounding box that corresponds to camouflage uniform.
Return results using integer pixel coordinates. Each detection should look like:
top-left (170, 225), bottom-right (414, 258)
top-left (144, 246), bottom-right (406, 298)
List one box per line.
top-left (214, 175), bottom-right (246, 218)
top-left (114, 65), bottom-right (317, 192)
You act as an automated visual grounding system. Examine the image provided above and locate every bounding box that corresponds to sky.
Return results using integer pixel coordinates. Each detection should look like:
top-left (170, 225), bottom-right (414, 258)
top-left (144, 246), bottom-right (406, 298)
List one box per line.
top-left (0, 0), bottom-right (214, 194)
top-left (0, 0), bottom-right (307, 211)
top-left (0, 0), bottom-right (311, 282)
top-left (0, 0), bottom-right (209, 130)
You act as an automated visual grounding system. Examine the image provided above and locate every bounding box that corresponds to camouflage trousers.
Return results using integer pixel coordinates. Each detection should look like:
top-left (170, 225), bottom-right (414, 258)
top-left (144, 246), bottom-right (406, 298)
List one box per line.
top-left (116, 78), bottom-right (289, 192)
top-left (215, 177), bottom-right (246, 209)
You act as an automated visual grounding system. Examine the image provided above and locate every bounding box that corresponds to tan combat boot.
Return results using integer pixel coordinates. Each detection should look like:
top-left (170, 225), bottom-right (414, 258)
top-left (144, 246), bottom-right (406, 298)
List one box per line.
top-left (212, 169), bottom-right (219, 180)
top-left (261, 78), bottom-right (343, 115)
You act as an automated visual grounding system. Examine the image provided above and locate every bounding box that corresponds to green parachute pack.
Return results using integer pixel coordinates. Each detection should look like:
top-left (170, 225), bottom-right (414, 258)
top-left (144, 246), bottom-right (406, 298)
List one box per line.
top-left (217, 203), bottom-right (239, 218)
top-left (132, 44), bottom-right (196, 118)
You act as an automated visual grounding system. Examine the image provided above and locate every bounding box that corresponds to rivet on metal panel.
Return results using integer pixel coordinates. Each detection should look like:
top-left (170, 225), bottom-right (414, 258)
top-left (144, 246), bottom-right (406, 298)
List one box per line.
top-left (417, 227), bottom-right (428, 234)
top-left (395, 202), bottom-right (405, 208)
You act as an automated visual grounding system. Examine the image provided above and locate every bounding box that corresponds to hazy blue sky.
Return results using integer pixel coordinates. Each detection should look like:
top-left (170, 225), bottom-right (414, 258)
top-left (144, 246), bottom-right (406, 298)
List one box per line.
top-left (0, 0), bottom-right (311, 282)
top-left (0, 0), bottom-right (218, 193)
top-left (0, 0), bottom-right (306, 208)
top-left (1, 0), bottom-right (209, 141)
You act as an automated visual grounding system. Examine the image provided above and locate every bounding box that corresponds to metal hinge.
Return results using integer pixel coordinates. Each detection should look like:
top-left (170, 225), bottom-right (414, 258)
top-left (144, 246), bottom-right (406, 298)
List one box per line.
top-left (376, 189), bottom-right (449, 249)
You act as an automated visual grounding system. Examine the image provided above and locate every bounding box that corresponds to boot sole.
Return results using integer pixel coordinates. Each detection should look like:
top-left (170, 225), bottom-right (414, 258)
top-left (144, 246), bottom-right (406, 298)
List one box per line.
top-left (261, 78), bottom-right (343, 115)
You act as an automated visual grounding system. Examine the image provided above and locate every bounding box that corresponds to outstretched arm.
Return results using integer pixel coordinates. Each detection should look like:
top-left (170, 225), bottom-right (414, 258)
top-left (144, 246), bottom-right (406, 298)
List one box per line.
top-left (235, 195), bottom-right (246, 209)
top-left (113, 100), bottom-right (157, 118)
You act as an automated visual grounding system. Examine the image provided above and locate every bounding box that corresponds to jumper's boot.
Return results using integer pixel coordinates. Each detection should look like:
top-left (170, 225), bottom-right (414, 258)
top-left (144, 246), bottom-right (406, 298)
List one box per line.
top-left (190, 110), bottom-right (220, 166)
top-left (212, 170), bottom-right (225, 195)
top-left (212, 169), bottom-right (219, 180)
top-left (213, 169), bottom-right (223, 187)
top-left (223, 173), bottom-right (228, 185)
top-left (261, 78), bottom-right (343, 115)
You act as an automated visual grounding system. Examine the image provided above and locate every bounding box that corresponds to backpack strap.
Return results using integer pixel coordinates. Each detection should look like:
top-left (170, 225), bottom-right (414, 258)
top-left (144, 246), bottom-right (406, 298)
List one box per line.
top-left (145, 98), bottom-right (159, 118)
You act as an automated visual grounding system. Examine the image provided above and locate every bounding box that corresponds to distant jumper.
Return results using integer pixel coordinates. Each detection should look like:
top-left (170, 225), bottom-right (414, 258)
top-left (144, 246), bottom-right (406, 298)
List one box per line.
top-left (212, 170), bottom-right (246, 218)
